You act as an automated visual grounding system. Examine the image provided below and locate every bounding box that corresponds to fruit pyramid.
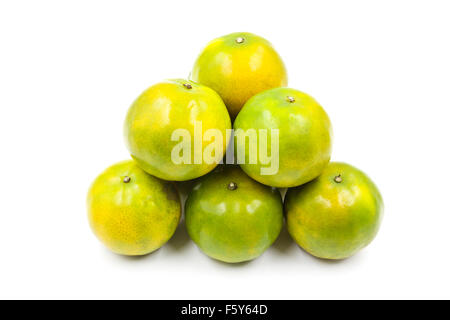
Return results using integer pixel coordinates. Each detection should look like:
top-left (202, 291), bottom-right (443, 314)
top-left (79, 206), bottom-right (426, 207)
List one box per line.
top-left (87, 32), bottom-right (383, 263)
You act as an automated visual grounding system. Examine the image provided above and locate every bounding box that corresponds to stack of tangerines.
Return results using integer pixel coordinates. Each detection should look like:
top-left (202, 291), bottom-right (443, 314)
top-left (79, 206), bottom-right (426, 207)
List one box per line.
top-left (87, 32), bottom-right (383, 263)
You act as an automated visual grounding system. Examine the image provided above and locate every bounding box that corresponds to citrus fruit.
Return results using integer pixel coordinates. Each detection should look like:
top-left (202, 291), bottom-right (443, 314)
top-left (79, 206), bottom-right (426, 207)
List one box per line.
top-left (87, 160), bottom-right (181, 256)
top-left (233, 87), bottom-right (332, 188)
top-left (285, 162), bottom-right (384, 260)
top-left (124, 79), bottom-right (231, 181)
top-left (191, 32), bottom-right (287, 118)
top-left (185, 165), bottom-right (283, 263)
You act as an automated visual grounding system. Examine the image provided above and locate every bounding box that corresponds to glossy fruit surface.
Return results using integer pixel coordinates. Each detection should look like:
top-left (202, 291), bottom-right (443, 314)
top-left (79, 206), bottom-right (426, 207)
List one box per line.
top-left (234, 87), bottom-right (332, 188)
top-left (124, 79), bottom-right (231, 181)
top-left (87, 160), bottom-right (181, 256)
top-left (285, 162), bottom-right (383, 260)
top-left (185, 165), bottom-right (283, 263)
top-left (191, 32), bottom-right (287, 118)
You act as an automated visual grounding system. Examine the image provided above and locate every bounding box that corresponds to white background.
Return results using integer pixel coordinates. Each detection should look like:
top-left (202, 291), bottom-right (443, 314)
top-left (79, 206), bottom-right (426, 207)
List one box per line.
top-left (1, 0), bottom-right (449, 300)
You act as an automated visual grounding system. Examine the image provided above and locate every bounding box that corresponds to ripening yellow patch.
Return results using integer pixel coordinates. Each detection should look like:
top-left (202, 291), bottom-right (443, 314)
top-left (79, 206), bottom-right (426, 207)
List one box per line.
top-left (191, 32), bottom-right (287, 118)
top-left (87, 160), bottom-right (181, 256)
